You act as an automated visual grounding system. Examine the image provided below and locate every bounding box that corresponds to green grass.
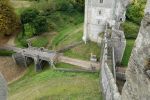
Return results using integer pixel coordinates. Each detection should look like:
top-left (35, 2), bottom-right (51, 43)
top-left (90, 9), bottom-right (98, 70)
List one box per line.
top-left (64, 42), bottom-right (100, 61)
top-left (121, 39), bottom-right (135, 66)
top-left (15, 8), bottom-right (25, 15)
top-left (51, 23), bottom-right (100, 61)
top-left (0, 50), bottom-right (15, 56)
top-left (55, 63), bottom-right (81, 69)
top-left (52, 23), bottom-right (83, 48)
top-left (31, 37), bottom-right (48, 47)
top-left (9, 64), bottom-right (102, 100)
top-left (121, 21), bottom-right (139, 39)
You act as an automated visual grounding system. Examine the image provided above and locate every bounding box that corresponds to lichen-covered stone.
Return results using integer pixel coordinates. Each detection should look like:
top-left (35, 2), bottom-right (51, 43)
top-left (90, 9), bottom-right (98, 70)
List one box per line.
top-left (121, 1), bottom-right (150, 99)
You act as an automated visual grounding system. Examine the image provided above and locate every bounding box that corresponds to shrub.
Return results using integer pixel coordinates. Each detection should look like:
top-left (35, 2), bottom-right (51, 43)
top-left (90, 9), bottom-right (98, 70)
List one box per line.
top-left (32, 16), bottom-right (48, 35)
top-left (0, 0), bottom-right (21, 36)
top-left (21, 8), bottom-right (39, 24)
top-left (58, 0), bottom-right (74, 13)
top-left (20, 38), bottom-right (28, 47)
top-left (126, 0), bottom-right (146, 24)
top-left (20, 8), bottom-right (48, 36)
top-left (121, 21), bottom-right (140, 39)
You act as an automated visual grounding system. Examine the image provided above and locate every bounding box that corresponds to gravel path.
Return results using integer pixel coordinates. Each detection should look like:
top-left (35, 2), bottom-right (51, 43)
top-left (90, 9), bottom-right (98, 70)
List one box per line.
top-left (59, 56), bottom-right (100, 71)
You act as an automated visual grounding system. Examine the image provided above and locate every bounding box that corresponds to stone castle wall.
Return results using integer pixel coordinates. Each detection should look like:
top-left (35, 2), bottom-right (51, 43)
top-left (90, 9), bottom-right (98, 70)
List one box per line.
top-left (0, 73), bottom-right (7, 100)
top-left (121, 0), bottom-right (150, 99)
top-left (83, 0), bottom-right (129, 43)
top-left (83, 0), bottom-right (117, 42)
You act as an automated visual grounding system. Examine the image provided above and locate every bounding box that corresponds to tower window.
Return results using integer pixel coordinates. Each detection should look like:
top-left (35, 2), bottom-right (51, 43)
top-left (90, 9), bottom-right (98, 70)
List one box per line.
top-left (98, 20), bottom-right (100, 24)
top-left (100, 0), bottom-right (103, 3)
top-left (99, 10), bottom-right (101, 15)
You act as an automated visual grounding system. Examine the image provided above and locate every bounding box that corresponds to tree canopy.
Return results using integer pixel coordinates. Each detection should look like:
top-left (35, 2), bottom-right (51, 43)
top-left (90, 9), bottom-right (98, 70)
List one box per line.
top-left (0, 0), bottom-right (21, 36)
top-left (21, 8), bottom-right (48, 36)
top-left (126, 0), bottom-right (146, 24)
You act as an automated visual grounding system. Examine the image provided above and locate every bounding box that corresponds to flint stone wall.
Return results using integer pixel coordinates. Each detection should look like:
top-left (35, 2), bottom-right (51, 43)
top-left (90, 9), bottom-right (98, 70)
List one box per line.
top-left (121, 3), bottom-right (150, 99)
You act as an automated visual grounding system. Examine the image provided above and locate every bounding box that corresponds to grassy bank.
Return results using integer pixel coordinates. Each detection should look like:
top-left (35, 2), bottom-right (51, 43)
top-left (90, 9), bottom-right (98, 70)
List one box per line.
top-left (9, 64), bottom-right (102, 100)
top-left (121, 39), bottom-right (135, 66)
top-left (64, 42), bottom-right (100, 61)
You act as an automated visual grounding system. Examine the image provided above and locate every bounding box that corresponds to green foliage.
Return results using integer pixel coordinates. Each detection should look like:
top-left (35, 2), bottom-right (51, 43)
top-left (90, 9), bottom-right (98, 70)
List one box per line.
top-left (70, 0), bottom-right (84, 12)
top-left (19, 38), bottom-right (28, 47)
top-left (24, 23), bottom-right (35, 37)
top-left (16, 0), bottom-right (84, 47)
top-left (126, 0), bottom-right (146, 24)
top-left (31, 37), bottom-right (48, 47)
top-left (0, 0), bottom-right (21, 35)
top-left (32, 16), bottom-right (48, 35)
top-left (21, 8), bottom-right (39, 24)
top-left (20, 8), bottom-right (48, 36)
top-left (34, 0), bottom-right (84, 15)
top-left (0, 50), bottom-right (14, 56)
top-left (121, 21), bottom-right (140, 39)
top-left (59, 0), bottom-right (75, 13)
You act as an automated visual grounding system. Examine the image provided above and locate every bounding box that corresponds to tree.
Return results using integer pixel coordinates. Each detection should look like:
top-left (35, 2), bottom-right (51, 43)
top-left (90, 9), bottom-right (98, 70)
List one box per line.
top-left (32, 16), bottom-right (48, 35)
top-left (20, 8), bottom-right (39, 35)
top-left (126, 0), bottom-right (146, 24)
top-left (0, 0), bottom-right (21, 36)
top-left (20, 8), bottom-right (48, 36)
top-left (21, 8), bottom-right (39, 24)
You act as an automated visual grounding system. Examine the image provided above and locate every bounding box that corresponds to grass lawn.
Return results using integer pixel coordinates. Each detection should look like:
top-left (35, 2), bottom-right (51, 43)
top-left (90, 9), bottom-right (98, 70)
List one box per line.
top-left (55, 63), bottom-right (82, 69)
top-left (64, 42), bottom-right (100, 61)
top-left (31, 37), bottom-right (49, 48)
top-left (121, 39), bottom-right (135, 66)
top-left (51, 23), bottom-right (83, 49)
top-left (51, 23), bottom-right (100, 61)
top-left (8, 64), bottom-right (102, 100)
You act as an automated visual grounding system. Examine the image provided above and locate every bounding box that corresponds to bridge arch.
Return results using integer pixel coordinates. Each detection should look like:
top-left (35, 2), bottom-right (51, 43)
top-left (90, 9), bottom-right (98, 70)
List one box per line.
top-left (25, 56), bottom-right (34, 66)
top-left (39, 60), bottom-right (51, 70)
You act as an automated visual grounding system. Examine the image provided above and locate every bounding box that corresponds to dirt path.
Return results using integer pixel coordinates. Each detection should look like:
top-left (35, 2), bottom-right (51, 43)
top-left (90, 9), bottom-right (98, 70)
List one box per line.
top-left (59, 56), bottom-right (100, 70)
top-left (10, 0), bottom-right (32, 8)
top-left (0, 57), bottom-right (26, 83)
top-left (6, 35), bottom-right (16, 46)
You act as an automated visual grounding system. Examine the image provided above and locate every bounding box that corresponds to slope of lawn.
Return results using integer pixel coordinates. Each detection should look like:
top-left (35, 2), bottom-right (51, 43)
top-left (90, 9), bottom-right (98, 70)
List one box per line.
top-left (64, 42), bottom-right (100, 61)
top-left (8, 1), bottom-right (102, 100)
top-left (121, 39), bottom-right (135, 66)
top-left (8, 64), bottom-right (102, 100)
top-left (51, 23), bottom-right (100, 61)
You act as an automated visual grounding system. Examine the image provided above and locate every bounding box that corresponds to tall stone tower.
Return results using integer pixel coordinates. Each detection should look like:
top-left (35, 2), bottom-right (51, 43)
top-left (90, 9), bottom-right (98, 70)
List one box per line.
top-left (83, 0), bottom-right (128, 43)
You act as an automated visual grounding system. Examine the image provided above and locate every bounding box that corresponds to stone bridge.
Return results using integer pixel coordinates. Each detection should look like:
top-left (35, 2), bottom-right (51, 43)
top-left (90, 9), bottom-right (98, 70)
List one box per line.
top-left (0, 46), bottom-right (57, 72)
top-left (0, 45), bottom-right (100, 72)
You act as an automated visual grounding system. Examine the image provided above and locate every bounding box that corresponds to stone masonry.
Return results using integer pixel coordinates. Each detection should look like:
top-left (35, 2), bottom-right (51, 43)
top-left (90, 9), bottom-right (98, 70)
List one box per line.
top-left (83, 0), bottom-right (129, 43)
top-left (121, 0), bottom-right (150, 99)
top-left (0, 73), bottom-right (7, 100)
